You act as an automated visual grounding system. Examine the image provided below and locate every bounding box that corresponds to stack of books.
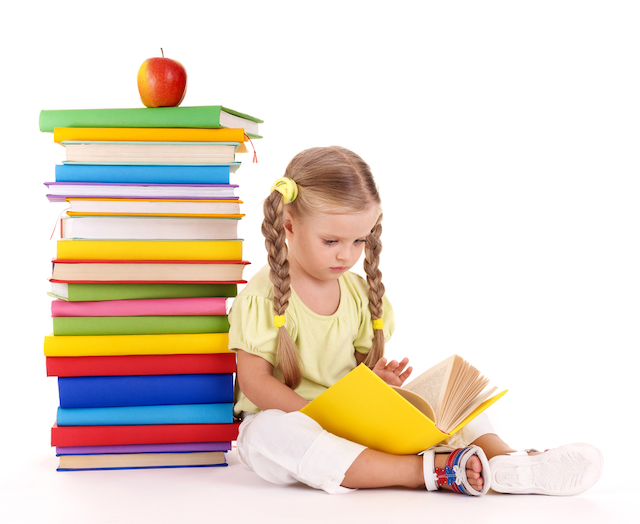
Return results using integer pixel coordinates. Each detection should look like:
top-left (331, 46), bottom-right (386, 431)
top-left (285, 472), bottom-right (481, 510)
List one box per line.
top-left (39, 105), bottom-right (262, 471)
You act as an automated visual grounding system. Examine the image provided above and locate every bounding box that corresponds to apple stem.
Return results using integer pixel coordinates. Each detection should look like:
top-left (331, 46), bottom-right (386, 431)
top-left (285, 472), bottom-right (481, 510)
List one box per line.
top-left (160, 48), bottom-right (164, 57)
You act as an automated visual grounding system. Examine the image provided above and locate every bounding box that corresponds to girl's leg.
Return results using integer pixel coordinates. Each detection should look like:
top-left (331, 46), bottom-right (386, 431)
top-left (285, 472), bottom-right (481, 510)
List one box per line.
top-left (471, 433), bottom-right (517, 459)
top-left (237, 409), bottom-right (484, 493)
top-left (341, 448), bottom-right (483, 491)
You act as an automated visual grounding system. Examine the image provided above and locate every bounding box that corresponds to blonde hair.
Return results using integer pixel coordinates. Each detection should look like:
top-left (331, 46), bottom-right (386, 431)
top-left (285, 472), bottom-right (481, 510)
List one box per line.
top-left (262, 146), bottom-right (386, 389)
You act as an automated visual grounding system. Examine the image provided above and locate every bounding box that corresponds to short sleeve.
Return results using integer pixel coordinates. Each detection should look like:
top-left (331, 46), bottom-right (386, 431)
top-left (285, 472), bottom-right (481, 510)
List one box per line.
top-left (227, 294), bottom-right (284, 366)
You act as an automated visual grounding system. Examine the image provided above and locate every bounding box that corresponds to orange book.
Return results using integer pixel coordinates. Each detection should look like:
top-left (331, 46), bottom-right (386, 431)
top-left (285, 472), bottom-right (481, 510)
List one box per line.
top-left (53, 127), bottom-right (250, 153)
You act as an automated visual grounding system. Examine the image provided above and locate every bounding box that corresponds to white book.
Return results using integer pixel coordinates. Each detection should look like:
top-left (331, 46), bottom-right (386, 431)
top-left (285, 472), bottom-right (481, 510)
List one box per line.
top-left (61, 216), bottom-right (240, 240)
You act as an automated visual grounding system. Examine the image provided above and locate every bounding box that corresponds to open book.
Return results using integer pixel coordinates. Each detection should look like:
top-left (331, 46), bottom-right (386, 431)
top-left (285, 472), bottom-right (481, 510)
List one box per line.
top-left (300, 355), bottom-right (507, 455)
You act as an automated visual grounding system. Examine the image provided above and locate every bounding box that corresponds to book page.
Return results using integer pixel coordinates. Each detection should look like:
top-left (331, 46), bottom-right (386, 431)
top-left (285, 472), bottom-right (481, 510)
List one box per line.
top-left (401, 355), bottom-right (455, 419)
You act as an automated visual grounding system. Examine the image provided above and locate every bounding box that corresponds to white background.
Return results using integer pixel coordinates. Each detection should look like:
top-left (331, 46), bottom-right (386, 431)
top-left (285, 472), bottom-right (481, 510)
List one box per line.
top-left (1, 1), bottom-right (637, 522)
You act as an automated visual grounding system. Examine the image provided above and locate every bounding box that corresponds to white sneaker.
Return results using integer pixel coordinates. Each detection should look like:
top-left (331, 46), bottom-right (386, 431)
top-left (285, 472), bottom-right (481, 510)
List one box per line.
top-left (488, 443), bottom-right (603, 496)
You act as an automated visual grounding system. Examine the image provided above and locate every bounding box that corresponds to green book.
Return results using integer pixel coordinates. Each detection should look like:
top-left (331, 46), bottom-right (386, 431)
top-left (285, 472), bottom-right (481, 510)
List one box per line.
top-left (39, 106), bottom-right (263, 138)
top-left (52, 315), bottom-right (230, 336)
top-left (49, 282), bottom-right (238, 301)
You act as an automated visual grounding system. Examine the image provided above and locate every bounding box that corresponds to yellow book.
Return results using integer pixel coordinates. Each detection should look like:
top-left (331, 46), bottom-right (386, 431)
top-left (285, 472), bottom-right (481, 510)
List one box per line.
top-left (53, 127), bottom-right (249, 153)
top-left (301, 356), bottom-right (507, 455)
top-left (44, 333), bottom-right (230, 357)
top-left (56, 240), bottom-right (242, 261)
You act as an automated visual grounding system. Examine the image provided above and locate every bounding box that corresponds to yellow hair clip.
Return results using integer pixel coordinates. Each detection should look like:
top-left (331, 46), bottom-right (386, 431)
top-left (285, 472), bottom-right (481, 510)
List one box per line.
top-left (270, 177), bottom-right (298, 203)
top-left (372, 318), bottom-right (385, 330)
top-left (274, 315), bottom-right (286, 328)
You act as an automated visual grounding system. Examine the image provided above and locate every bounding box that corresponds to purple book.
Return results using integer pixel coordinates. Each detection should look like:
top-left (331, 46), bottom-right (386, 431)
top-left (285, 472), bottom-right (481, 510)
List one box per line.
top-left (56, 441), bottom-right (232, 455)
top-left (44, 182), bottom-right (239, 202)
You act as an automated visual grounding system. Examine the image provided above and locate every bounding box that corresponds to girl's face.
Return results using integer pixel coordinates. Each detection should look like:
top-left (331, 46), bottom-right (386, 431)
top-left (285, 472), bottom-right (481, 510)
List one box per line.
top-left (284, 205), bottom-right (380, 283)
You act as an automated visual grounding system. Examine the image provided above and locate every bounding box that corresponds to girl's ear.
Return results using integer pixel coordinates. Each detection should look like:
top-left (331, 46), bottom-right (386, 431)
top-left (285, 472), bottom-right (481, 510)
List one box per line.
top-left (283, 209), bottom-right (294, 234)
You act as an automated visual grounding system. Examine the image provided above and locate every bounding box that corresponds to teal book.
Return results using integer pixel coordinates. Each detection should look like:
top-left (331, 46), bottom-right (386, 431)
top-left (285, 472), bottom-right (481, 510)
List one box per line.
top-left (56, 403), bottom-right (233, 426)
top-left (55, 164), bottom-right (234, 184)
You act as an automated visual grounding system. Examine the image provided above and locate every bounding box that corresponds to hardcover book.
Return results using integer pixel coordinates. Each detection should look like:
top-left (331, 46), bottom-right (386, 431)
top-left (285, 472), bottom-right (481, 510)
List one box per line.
top-left (51, 421), bottom-right (241, 446)
top-left (62, 141), bottom-right (239, 164)
top-left (46, 353), bottom-right (237, 377)
top-left (55, 164), bottom-right (235, 184)
top-left (56, 239), bottom-right (243, 261)
top-left (52, 315), bottom-right (230, 336)
top-left (50, 259), bottom-right (249, 284)
top-left (57, 373), bottom-right (234, 407)
top-left (53, 127), bottom-right (250, 152)
top-left (56, 451), bottom-right (227, 471)
top-left (51, 296), bottom-right (227, 317)
top-left (60, 216), bottom-right (240, 241)
top-left (48, 282), bottom-right (238, 301)
top-left (63, 198), bottom-right (244, 217)
top-left (301, 355), bottom-right (507, 455)
top-left (44, 332), bottom-right (231, 357)
top-left (39, 105), bottom-right (263, 137)
top-left (56, 403), bottom-right (233, 426)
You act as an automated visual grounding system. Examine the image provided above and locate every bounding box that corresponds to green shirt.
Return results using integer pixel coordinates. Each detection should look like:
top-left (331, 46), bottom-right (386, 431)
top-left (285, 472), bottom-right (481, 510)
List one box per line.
top-left (229, 265), bottom-right (395, 415)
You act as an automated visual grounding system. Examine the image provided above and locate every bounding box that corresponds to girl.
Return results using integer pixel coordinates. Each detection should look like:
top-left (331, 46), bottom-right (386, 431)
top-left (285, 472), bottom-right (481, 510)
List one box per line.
top-left (229, 146), bottom-right (603, 496)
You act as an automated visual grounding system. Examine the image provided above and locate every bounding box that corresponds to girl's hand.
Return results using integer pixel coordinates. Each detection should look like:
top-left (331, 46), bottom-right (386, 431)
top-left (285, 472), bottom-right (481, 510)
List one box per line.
top-left (372, 357), bottom-right (412, 386)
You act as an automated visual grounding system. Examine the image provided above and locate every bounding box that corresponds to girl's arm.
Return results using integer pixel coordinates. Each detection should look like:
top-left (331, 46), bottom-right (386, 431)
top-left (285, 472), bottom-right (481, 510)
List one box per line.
top-left (236, 349), bottom-right (309, 412)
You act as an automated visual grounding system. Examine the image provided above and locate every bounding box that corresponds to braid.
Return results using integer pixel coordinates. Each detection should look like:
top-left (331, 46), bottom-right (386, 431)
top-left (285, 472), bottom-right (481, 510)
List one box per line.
top-left (362, 214), bottom-right (385, 368)
top-left (261, 192), bottom-right (302, 389)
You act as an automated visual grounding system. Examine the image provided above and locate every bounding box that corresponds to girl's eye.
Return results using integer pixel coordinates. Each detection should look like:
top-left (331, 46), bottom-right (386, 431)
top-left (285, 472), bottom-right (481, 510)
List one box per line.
top-left (355, 239), bottom-right (367, 244)
top-left (324, 240), bottom-right (337, 245)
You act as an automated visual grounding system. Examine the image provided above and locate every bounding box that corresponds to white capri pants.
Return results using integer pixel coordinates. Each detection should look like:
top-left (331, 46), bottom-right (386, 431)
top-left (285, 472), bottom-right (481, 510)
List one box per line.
top-left (236, 409), bottom-right (495, 494)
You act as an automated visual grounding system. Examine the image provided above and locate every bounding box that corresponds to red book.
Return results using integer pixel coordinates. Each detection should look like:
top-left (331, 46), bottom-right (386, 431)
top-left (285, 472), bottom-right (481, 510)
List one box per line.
top-left (51, 422), bottom-right (240, 447)
top-left (46, 353), bottom-right (237, 377)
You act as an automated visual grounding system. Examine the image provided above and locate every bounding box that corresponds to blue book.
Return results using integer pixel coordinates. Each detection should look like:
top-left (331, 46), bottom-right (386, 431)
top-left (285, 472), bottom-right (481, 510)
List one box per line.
top-left (56, 403), bottom-right (233, 426)
top-left (55, 163), bottom-right (238, 184)
top-left (58, 374), bottom-right (233, 408)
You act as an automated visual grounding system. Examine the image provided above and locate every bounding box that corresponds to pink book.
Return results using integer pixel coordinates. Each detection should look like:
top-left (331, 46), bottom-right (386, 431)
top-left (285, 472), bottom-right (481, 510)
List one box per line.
top-left (51, 296), bottom-right (227, 317)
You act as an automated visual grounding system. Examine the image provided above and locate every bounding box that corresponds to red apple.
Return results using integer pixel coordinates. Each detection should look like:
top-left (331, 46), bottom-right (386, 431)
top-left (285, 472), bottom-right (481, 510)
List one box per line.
top-left (137, 49), bottom-right (187, 108)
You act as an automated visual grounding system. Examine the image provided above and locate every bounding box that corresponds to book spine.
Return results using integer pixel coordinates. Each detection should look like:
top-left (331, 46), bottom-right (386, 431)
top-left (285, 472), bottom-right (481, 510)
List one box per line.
top-left (39, 106), bottom-right (225, 132)
top-left (51, 297), bottom-right (227, 317)
top-left (56, 403), bottom-right (233, 426)
top-left (46, 353), bottom-right (237, 377)
top-left (53, 127), bottom-right (246, 144)
top-left (63, 283), bottom-right (238, 301)
top-left (51, 422), bottom-right (241, 446)
top-left (58, 373), bottom-right (234, 408)
top-left (52, 315), bottom-right (230, 336)
top-left (56, 441), bottom-right (233, 454)
top-left (56, 239), bottom-right (243, 261)
top-left (55, 164), bottom-right (231, 185)
top-left (43, 332), bottom-right (231, 357)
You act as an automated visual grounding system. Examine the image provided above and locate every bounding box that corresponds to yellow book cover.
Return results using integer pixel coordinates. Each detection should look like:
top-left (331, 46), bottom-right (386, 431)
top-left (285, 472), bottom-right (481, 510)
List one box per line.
top-left (301, 361), bottom-right (507, 455)
top-left (56, 240), bottom-right (243, 261)
top-left (44, 333), bottom-right (230, 357)
top-left (53, 127), bottom-right (249, 153)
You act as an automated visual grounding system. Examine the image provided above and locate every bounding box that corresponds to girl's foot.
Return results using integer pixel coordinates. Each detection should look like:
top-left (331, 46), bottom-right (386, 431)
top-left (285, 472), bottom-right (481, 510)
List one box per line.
top-left (435, 452), bottom-right (484, 492)
top-left (423, 445), bottom-right (490, 496)
top-left (489, 443), bottom-right (603, 496)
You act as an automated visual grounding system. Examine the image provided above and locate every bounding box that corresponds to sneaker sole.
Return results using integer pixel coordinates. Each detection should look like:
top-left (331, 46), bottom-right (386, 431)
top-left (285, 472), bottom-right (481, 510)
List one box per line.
top-left (488, 443), bottom-right (603, 496)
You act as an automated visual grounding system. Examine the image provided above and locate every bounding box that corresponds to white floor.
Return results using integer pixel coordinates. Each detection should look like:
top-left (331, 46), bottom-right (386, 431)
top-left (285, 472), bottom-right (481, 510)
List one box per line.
top-left (1, 442), bottom-right (632, 524)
